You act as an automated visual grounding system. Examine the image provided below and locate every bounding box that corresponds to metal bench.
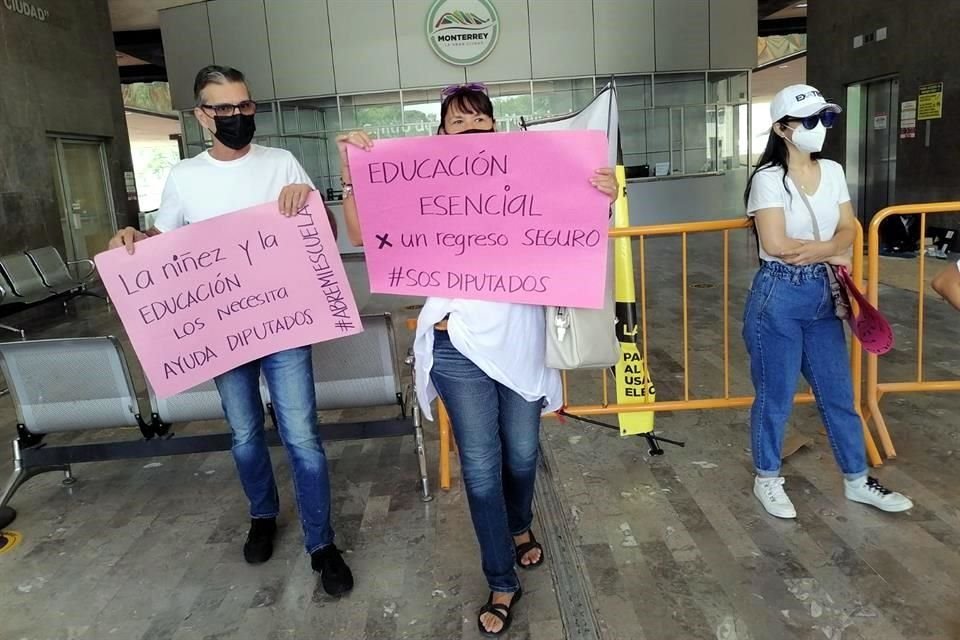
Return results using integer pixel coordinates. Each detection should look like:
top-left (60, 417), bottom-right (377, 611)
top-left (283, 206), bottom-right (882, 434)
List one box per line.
top-left (0, 254), bottom-right (54, 306)
top-left (146, 314), bottom-right (428, 497)
top-left (0, 250), bottom-right (105, 318)
top-left (263, 313), bottom-right (406, 411)
top-left (0, 315), bottom-right (431, 529)
top-left (259, 313), bottom-right (429, 499)
top-left (26, 247), bottom-right (105, 302)
top-left (147, 378), bottom-right (226, 426)
top-left (0, 336), bottom-right (149, 530)
top-left (0, 282), bottom-right (27, 338)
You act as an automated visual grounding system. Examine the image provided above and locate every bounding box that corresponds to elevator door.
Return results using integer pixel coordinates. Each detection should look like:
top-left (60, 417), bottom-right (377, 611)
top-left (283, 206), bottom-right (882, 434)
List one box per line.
top-left (847, 78), bottom-right (899, 228)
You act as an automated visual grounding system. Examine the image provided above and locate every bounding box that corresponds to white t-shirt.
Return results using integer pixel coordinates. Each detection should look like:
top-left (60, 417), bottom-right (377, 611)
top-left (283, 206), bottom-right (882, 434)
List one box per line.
top-left (153, 144), bottom-right (314, 232)
top-left (746, 159), bottom-right (851, 262)
top-left (414, 298), bottom-right (562, 422)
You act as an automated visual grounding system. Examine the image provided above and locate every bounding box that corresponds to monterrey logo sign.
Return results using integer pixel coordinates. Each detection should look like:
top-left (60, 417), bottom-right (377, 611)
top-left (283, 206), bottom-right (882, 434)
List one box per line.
top-left (426, 0), bottom-right (500, 66)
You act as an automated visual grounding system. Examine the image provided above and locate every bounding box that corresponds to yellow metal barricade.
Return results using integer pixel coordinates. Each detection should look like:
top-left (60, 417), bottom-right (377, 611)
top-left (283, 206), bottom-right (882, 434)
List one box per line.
top-left (555, 218), bottom-right (879, 464)
top-left (864, 202), bottom-right (960, 459)
top-left (429, 218), bottom-right (880, 490)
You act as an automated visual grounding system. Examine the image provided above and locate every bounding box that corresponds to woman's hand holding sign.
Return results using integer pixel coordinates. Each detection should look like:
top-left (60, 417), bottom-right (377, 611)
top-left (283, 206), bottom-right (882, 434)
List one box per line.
top-left (590, 167), bottom-right (619, 202)
top-left (337, 130), bottom-right (375, 160)
top-left (338, 131), bottom-right (375, 247)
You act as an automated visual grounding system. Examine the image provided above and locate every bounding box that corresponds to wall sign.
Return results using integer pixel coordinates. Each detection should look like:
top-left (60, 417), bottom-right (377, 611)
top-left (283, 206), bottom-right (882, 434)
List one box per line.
top-left (3, 0), bottom-right (49, 22)
top-left (917, 82), bottom-right (943, 120)
top-left (124, 171), bottom-right (139, 201)
top-left (900, 100), bottom-right (917, 139)
top-left (426, 0), bottom-right (499, 66)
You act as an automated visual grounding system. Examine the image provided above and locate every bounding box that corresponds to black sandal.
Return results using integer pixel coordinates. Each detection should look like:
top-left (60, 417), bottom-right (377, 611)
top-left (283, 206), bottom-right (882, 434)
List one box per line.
top-left (477, 587), bottom-right (523, 637)
top-left (515, 530), bottom-right (545, 570)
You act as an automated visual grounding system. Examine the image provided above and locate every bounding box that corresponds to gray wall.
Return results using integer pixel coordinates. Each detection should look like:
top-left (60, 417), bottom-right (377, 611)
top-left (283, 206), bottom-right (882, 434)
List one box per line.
top-left (161, 0), bottom-right (758, 109)
top-left (0, 0), bottom-right (136, 257)
top-left (808, 0), bottom-right (960, 208)
top-left (628, 170), bottom-right (749, 225)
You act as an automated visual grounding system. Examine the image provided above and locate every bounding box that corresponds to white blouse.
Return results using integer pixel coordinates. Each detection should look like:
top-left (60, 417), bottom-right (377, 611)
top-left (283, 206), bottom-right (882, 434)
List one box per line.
top-left (413, 297), bottom-right (563, 421)
top-left (746, 159), bottom-right (852, 263)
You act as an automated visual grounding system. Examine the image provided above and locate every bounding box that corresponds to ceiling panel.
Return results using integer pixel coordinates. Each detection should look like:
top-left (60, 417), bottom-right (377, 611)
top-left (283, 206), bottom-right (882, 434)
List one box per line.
top-left (752, 55), bottom-right (806, 102)
top-left (109, 0), bottom-right (204, 31)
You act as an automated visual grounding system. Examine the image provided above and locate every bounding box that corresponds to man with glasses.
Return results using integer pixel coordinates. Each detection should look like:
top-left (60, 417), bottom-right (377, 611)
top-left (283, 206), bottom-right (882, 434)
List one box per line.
top-left (107, 65), bottom-right (353, 597)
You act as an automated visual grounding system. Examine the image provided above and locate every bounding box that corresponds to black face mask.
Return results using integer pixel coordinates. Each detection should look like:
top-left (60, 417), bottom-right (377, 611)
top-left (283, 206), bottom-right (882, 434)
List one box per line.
top-left (454, 128), bottom-right (495, 135)
top-left (213, 113), bottom-right (256, 150)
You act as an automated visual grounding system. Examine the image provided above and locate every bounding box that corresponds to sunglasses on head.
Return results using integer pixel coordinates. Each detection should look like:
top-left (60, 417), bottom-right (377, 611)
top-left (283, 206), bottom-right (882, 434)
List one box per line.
top-left (440, 83), bottom-right (488, 98)
top-left (790, 110), bottom-right (839, 130)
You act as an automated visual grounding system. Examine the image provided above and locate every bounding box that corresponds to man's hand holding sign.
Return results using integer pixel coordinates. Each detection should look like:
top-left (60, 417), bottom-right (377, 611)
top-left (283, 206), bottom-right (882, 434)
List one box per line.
top-left (345, 130), bottom-right (612, 309)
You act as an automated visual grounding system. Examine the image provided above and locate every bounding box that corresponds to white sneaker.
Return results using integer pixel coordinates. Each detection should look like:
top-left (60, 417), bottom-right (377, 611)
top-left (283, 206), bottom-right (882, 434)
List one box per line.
top-left (844, 476), bottom-right (914, 512)
top-left (754, 476), bottom-right (797, 519)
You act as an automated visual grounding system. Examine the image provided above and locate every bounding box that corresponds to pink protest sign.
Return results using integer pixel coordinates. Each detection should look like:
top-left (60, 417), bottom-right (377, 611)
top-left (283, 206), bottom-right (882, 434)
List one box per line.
top-left (95, 192), bottom-right (361, 398)
top-left (348, 130), bottom-right (610, 308)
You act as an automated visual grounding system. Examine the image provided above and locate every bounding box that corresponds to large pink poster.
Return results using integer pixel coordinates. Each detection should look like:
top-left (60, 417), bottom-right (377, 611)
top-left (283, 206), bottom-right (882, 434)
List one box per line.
top-left (348, 130), bottom-right (609, 309)
top-left (95, 192), bottom-right (361, 397)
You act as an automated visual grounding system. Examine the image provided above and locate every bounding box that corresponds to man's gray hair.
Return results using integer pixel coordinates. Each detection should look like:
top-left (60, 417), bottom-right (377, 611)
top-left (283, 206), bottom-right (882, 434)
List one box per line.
top-left (193, 65), bottom-right (247, 104)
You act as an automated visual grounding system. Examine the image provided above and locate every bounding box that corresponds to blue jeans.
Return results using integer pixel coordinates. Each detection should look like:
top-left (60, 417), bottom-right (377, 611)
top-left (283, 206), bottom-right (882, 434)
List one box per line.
top-left (214, 345), bottom-right (334, 554)
top-left (743, 262), bottom-right (867, 480)
top-left (430, 330), bottom-right (543, 593)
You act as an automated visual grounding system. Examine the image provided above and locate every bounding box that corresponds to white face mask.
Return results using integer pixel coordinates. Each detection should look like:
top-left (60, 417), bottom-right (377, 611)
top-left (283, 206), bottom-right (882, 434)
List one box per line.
top-left (786, 122), bottom-right (827, 153)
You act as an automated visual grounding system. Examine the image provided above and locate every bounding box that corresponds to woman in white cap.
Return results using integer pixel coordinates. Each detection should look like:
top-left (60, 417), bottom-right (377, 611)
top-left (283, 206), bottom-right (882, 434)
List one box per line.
top-left (742, 84), bottom-right (913, 518)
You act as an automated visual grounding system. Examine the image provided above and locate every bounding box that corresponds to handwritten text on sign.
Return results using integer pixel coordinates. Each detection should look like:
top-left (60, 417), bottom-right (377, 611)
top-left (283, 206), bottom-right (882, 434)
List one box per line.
top-left (95, 192), bottom-right (361, 398)
top-left (348, 130), bottom-right (609, 308)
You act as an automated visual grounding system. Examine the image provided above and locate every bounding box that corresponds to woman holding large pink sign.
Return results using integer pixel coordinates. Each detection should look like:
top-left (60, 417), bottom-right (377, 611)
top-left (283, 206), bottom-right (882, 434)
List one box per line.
top-left (339, 84), bottom-right (617, 637)
top-left (743, 84), bottom-right (913, 521)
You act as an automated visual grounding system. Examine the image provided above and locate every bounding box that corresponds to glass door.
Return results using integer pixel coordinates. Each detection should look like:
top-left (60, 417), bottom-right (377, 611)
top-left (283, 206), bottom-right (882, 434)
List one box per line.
top-left (49, 138), bottom-right (116, 271)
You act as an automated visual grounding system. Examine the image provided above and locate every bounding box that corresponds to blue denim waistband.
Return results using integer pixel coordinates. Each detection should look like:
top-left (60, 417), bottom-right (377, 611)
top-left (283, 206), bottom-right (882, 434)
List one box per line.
top-left (760, 260), bottom-right (827, 282)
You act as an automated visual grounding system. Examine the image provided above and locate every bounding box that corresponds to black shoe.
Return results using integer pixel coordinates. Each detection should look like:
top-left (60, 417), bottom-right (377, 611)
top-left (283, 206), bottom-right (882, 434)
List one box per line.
top-left (478, 587), bottom-right (523, 637)
top-left (514, 530), bottom-right (545, 570)
top-left (311, 544), bottom-right (354, 597)
top-left (243, 517), bottom-right (276, 564)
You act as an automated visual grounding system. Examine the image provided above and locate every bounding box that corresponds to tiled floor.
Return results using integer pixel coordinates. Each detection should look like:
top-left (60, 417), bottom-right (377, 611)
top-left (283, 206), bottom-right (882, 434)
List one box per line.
top-left (1, 243), bottom-right (959, 640)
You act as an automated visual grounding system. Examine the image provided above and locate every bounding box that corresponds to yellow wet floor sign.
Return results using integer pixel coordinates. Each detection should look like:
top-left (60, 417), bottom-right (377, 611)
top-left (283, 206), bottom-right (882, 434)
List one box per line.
top-left (612, 165), bottom-right (656, 436)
